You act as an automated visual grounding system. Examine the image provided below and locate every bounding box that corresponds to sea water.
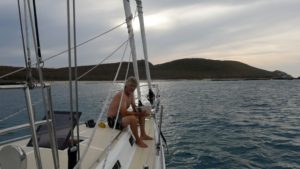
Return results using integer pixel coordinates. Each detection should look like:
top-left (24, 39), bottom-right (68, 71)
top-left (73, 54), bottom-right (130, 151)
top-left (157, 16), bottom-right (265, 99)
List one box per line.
top-left (1, 80), bottom-right (300, 169)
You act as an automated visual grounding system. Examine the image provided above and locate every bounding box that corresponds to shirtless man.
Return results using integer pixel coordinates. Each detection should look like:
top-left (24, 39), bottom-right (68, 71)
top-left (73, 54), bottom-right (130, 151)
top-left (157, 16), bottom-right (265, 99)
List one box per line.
top-left (107, 76), bottom-right (153, 148)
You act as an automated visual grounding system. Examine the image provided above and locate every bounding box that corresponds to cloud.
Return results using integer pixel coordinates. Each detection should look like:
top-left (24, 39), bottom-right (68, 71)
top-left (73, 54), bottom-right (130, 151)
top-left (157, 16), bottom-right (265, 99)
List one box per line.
top-left (1, 0), bottom-right (300, 77)
top-left (143, 0), bottom-right (300, 76)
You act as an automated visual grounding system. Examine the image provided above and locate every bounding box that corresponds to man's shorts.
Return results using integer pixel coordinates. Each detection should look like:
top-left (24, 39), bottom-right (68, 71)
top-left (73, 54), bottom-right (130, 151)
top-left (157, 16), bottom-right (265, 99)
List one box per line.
top-left (107, 115), bottom-right (123, 130)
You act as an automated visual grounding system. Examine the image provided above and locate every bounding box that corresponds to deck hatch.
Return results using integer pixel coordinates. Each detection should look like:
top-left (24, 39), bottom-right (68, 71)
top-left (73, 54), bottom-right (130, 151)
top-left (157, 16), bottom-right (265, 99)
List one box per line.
top-left (129, 135), bottom-right (134, 146)
top-left (112, 160), bottom-right (121, 169)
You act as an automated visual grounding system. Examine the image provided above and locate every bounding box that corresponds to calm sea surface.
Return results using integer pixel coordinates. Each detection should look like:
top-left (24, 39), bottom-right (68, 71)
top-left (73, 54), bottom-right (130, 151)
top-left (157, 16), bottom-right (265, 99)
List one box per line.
top-left (1, 80), bottom-right (300, 169)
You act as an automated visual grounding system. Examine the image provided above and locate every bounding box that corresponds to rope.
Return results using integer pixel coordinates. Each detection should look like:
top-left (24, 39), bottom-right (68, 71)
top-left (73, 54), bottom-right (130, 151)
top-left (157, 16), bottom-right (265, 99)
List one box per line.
top-left (73, 41), bottom-right (129, 169)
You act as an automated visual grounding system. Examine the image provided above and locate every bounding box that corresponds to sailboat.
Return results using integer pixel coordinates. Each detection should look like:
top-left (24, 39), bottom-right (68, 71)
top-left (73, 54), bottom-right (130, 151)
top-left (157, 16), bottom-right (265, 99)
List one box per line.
top-left (0, 0), bottom-right (166, 169)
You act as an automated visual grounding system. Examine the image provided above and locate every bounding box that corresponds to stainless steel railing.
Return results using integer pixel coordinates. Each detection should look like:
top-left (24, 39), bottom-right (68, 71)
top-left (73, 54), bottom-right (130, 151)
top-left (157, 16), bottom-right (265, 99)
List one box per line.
top-left (0, 83), bottom-right (59, 169)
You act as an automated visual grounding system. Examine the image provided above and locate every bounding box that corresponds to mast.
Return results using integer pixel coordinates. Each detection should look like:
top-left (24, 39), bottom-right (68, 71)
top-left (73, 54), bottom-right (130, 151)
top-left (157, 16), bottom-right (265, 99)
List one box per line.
top-left (135, 0), bottom-right (152, 88)
top-left (135, 0), bottom-right (155, 104)
top-left (122, 0), bottom-right (142, 104)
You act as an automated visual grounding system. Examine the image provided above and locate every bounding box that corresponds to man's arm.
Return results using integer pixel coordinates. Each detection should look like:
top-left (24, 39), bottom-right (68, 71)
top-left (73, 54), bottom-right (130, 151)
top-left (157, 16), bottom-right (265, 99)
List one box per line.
top-left (120, 95), bottom-right (137, 117)
top-left (130, 94), bottom-right (138, 112)
top-left (130, 94), bottom-right (149, 117)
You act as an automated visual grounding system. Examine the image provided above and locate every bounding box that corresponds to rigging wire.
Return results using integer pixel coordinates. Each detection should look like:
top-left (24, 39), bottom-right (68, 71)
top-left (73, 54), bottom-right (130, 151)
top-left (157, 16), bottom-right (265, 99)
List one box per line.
top-left (101, 10), bottom-right (139, 168)
top-left (75, 8), bottom-right (138, 80)
top-left (90, 9), bottom-right (139, 169)
top-left (67, 0), bottom-right (74, 146)
top-left (73, 40), bottom-right (130, 169)
top-left (0, 100), bottom-right (43, 123)
top-left (0, 20), bottom-right (129, 80)
top-left (32, 0), bottom-right (42, 61)
top-left (0, 68), bottom-right (26, 80)
top-left (24, 0), bottom-right (34, 83)
top-left (42, 20), bottom-right (128, 64)
top-left (17, 0), bottom-right (28, 72)
top-left (72, 0), bottom-right (81, 161)
top-left (101, 45), bottom-right (132, 169)
top-left (28, 1), bottom-right (59, 168)
top-left (77, 39), bottom-right (129, 80)
top-left (26, 0), bottom-right (39, 70)
top-left (29, 0), bottom-right (50, 126)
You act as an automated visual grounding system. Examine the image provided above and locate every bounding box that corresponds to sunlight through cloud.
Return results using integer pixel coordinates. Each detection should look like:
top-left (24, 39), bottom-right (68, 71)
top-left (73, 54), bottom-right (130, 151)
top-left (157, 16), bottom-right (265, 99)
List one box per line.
top-left (132, 14), bottom-right (171, 31)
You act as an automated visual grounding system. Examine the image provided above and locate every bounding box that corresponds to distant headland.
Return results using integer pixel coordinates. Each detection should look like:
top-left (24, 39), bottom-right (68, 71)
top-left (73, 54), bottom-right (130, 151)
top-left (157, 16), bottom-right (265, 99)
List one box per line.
top-left (0, 58), bottom-right (296, 82)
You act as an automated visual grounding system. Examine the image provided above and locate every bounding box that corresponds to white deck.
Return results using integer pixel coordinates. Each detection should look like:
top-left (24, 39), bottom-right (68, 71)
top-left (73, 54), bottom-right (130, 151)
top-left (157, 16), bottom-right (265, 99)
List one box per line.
top-left (0, 117), bottom-right (159, 169)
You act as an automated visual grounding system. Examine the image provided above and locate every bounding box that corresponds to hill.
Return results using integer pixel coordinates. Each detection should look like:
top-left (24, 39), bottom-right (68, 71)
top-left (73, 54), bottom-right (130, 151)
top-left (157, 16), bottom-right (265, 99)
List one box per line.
top-left (0, 58), bottom-right (293, 82)
top-left (151, 58), bottom-right (292, 80)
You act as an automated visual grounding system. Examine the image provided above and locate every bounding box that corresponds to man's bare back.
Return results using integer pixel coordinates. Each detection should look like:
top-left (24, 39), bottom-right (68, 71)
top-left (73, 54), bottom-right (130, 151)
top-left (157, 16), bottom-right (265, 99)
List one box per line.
top-left (107, 91), bottom-right (134, 118)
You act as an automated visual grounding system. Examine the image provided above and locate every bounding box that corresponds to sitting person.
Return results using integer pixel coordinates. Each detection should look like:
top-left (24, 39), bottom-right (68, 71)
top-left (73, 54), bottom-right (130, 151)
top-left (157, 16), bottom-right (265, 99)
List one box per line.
top-left (107, 76), bottom-right (152, 148)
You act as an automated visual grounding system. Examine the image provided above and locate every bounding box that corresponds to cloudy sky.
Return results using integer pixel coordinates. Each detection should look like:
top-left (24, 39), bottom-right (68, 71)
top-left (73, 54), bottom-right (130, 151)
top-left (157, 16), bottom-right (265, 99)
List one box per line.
top-left (1, 0), bottom-right (300, 77)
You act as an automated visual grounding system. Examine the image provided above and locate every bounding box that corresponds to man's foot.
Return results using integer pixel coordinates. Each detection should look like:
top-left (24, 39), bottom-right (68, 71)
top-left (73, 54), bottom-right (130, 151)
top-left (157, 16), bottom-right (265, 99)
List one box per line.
top-left (136, 139), bottom-right (148, 148)
top-left (141, 135), bottom-right (153, 140)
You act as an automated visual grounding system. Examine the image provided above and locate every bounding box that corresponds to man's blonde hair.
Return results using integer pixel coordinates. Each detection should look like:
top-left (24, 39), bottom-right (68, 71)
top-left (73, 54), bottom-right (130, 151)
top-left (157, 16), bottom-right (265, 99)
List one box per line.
top-left (125, 76), bottom-right (138, 87)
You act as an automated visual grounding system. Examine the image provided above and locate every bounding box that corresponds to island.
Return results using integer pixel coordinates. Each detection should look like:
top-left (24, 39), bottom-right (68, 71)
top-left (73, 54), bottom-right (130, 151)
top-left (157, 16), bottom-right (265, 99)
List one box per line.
top-left (0, 58), bottom-right (294, 82)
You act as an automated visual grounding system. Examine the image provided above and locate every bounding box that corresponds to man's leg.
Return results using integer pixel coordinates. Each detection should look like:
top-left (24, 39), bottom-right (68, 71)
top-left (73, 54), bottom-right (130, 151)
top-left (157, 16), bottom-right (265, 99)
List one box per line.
top-left (138, 116), bottom-right (153, 140)
top-left (122, 115), bottom-right (148, 148)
